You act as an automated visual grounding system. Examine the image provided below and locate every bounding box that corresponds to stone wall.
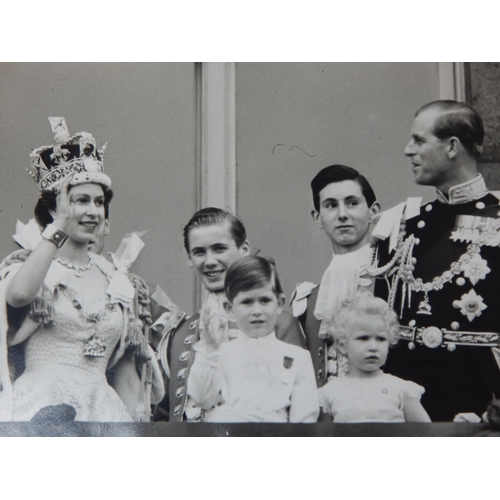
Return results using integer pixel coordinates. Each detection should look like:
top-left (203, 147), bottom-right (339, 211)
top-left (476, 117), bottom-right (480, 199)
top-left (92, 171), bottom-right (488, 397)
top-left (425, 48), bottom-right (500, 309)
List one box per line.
top-left (468, 62), bottom-right (500, 189)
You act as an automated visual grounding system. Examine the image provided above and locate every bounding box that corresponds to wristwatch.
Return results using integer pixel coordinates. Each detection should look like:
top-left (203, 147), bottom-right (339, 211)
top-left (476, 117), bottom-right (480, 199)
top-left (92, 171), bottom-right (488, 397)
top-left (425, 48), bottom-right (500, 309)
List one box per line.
top-left (41, 223), bottom-right (69, 248)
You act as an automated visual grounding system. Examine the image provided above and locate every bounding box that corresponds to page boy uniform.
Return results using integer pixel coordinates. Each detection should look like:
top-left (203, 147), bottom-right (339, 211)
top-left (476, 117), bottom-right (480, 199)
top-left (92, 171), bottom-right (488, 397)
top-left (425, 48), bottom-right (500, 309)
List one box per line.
top-left (291, 244), bottom-right (378, 387)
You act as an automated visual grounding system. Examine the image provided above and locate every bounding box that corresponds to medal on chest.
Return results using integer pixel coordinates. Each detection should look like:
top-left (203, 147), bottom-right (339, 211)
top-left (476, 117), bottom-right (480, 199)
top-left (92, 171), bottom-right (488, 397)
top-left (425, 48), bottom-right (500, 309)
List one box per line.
top-left (396, 212), bottom-right (499, 319)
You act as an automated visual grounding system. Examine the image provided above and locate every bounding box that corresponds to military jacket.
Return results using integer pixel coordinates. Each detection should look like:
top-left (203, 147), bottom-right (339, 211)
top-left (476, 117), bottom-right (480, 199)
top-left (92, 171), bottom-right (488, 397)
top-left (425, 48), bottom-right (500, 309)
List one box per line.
top-left (377, 187), bottom-right (500, 421)
top-left (291, 284), bottom-right (324, 386)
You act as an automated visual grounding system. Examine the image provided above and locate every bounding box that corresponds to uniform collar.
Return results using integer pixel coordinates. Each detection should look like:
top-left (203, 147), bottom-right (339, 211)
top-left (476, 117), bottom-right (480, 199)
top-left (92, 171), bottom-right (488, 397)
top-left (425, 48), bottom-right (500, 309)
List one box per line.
top-left (436, 174), bottom-right (488, 205)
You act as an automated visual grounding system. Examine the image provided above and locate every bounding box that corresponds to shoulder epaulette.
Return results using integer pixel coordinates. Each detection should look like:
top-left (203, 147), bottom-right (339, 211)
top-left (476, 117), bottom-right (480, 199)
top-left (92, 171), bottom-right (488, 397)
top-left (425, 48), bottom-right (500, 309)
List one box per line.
top-left (372, 197), bottom-right (422, 253)
top-left (405, 197), bottom-right (423, 220)
top-left (289, 282), bottom-right (317, 317)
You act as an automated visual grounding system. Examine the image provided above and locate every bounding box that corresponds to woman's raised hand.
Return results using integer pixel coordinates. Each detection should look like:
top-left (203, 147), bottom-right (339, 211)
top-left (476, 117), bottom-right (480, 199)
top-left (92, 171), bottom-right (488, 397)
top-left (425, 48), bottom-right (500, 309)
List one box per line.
top-left (52, 175), bottom-right (74, 232)
top-left (5, 175), bottom-right (77, 308)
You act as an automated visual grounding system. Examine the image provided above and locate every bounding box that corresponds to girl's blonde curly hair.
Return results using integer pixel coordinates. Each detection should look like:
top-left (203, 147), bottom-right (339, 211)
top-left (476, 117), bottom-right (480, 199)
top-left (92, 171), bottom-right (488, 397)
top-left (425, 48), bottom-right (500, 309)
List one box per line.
top-left (331, 289), bottom-right (400, 349)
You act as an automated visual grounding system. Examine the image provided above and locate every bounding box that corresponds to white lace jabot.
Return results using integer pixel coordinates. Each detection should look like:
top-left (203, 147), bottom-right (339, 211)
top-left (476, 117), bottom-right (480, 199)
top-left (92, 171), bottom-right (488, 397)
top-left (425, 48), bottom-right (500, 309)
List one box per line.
top-left (314, 243), bottom-right (372, 335)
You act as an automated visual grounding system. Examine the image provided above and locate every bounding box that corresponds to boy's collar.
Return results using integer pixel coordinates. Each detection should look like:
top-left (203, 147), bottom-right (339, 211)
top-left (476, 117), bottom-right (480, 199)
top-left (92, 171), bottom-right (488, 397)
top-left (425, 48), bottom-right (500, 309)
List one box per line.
top-left (235, 330), bottom-right (277, 341)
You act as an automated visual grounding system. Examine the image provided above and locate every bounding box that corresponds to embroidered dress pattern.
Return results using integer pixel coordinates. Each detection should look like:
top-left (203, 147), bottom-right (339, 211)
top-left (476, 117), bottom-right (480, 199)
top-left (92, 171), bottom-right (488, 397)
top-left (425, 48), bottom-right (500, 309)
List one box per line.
top-left (12, 285), bottom-right (132, 422)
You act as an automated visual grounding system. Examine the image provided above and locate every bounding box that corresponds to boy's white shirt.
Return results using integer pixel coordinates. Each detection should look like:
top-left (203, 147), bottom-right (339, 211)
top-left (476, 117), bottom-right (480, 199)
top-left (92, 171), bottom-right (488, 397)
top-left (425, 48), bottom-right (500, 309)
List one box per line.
top-left (187, 330), bottom-right (319, 423)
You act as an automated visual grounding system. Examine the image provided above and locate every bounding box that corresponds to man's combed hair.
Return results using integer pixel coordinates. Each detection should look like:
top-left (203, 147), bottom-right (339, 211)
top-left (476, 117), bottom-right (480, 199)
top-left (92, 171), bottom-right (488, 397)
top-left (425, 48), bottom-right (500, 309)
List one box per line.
top-left (332, 289), bottom-right (400, 347)
top-left (224, 255), bottom-right (284, 303)
top-left (183, 207), bottom-right (247, 252)
top-left (310, 164), bottom-right (376, 211)
top-left (417, 100), bottom-right (484, 159)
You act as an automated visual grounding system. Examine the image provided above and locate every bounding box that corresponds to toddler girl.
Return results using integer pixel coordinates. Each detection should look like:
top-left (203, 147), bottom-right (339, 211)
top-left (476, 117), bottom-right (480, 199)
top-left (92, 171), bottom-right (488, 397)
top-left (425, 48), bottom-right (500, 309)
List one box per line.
top-left (319, 289), bottom-right (431, 423)
top-left (187, 255), bottom-right (319, 423)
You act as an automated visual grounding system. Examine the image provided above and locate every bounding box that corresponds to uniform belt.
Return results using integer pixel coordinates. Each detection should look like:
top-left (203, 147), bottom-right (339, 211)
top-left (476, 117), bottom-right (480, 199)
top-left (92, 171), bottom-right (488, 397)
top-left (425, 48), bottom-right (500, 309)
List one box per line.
top-left (399, 325), bottom-right (500, 350)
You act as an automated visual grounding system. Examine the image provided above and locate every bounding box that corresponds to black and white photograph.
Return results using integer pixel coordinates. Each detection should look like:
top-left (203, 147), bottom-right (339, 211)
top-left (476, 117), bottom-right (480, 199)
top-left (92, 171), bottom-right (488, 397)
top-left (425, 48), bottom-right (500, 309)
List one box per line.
top-left (0, 61), bottom-right (499, 439)
top-left (3, 4), bottom-right (500, 499)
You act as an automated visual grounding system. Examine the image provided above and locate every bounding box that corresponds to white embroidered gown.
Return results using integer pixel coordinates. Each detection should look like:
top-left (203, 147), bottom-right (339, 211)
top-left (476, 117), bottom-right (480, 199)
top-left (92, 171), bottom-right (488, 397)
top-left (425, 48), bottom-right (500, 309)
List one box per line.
top-left (12, 284), bottom-right (132, 422)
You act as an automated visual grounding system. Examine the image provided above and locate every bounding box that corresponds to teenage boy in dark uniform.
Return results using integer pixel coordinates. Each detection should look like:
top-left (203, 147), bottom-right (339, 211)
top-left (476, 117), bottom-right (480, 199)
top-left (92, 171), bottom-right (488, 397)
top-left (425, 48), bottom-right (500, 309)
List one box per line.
top-left (291, 165), bottom-right (381, 388)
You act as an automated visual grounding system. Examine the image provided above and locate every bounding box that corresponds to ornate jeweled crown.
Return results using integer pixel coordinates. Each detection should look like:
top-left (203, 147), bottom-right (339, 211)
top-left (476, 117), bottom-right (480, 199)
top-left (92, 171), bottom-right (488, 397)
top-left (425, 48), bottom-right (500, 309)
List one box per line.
top-left (29, 117), bottom-right (111, 192)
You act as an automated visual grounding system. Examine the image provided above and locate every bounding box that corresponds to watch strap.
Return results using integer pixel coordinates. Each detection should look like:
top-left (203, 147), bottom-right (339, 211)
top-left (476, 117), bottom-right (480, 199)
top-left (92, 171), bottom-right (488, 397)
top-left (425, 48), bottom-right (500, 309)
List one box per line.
top-left (41, 224), bottom-right (69, 248)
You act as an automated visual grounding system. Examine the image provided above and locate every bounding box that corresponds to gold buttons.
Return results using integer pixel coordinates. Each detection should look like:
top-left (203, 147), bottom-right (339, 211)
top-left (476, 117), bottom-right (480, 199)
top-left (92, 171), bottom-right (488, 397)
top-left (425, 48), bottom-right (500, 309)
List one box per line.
top-left (180, 351), bottom-right (191, 362)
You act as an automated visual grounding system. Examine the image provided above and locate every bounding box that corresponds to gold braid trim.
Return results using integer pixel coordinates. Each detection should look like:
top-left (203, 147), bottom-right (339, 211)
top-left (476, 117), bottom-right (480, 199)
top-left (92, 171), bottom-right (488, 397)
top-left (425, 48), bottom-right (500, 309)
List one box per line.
top-left (125, 272), bottom-right (156, 411)
top-left (126, 273), bottom-right (152, 359)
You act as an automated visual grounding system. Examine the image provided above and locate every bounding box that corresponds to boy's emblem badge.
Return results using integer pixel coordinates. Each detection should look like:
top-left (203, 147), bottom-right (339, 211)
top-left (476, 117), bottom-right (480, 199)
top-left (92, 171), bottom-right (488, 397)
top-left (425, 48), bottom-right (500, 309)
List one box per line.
top-left (283, 356), bottom-right (294, 369)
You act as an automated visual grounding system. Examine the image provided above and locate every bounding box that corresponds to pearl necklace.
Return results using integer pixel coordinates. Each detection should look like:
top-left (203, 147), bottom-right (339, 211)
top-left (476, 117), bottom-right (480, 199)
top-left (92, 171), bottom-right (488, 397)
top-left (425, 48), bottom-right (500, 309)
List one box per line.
top-left (55, 254), bottom-right (94, 277)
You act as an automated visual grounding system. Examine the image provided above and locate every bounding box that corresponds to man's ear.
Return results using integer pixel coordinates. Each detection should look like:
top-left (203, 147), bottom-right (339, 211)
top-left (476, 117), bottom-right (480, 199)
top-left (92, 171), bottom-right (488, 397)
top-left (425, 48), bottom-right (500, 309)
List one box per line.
top-left (368, 202), bottom-right (381, 223)
top-left (447, 137), bottom-right (460, 159)
top-left (186, 252), bottom-right (194, 268)
top-left (311, 209), bottom-right (324, 229)
top-left (103, 219), bottom-right (110, 236)
top-left (277, 293), bottom-right (286, 315)
top-left (239, 240), bottom-right (251, 256)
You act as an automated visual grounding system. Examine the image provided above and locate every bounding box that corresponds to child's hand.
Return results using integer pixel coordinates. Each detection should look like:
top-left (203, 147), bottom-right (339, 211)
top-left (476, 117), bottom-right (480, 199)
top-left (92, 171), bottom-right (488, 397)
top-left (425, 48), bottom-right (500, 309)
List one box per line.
top-left (201, 307), bottom-right (227, 353)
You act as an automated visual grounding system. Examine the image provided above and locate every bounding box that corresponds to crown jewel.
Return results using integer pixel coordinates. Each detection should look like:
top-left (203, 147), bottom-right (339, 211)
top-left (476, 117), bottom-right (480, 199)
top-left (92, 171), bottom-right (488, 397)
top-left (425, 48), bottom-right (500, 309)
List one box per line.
top-left (29, 117), bottom-right (111, 192)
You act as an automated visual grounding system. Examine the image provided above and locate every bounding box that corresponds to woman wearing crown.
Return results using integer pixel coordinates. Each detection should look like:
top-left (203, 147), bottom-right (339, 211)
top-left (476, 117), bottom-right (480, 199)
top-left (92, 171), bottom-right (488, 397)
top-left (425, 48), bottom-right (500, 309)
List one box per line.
top-left (0, 118), bottom-right (164, 422)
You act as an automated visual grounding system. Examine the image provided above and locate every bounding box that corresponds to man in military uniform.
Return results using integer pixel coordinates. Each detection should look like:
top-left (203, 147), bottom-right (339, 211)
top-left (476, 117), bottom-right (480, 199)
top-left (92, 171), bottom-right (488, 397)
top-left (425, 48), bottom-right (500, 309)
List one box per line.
top-left (378, 100), bottom-right (500, 421)
top-left (291, 165), bottom-right (382, 388)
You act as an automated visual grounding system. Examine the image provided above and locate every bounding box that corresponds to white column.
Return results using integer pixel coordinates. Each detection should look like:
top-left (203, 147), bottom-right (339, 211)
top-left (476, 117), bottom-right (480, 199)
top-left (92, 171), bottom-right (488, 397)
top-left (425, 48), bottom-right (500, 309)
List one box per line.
top-left (196, 63), bottom-right (237, 308)
top-left (199, 62), bottom-right (236, 212)
top-left (438, 62), bottom-right (466, 101)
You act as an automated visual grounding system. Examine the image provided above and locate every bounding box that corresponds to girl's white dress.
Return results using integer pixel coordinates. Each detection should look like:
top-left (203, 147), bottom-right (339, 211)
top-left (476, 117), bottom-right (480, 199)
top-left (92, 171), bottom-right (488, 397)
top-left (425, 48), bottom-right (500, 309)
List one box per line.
top-left (187, 331), bottom-right (319, 423)
top-left (319, 372), bottom-right (425, 423)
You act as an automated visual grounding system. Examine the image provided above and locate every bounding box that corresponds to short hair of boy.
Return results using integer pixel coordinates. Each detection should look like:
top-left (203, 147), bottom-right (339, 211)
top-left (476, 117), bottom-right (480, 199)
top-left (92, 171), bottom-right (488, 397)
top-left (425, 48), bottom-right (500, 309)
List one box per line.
top-left (310, 164), bottom-right (376, 211)
top-left (332, 289), bottom-right (400, 348)
top-left (183, 207), bottom-right (247, 252)
top-left (224, 255), bottom-right (284, 303)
